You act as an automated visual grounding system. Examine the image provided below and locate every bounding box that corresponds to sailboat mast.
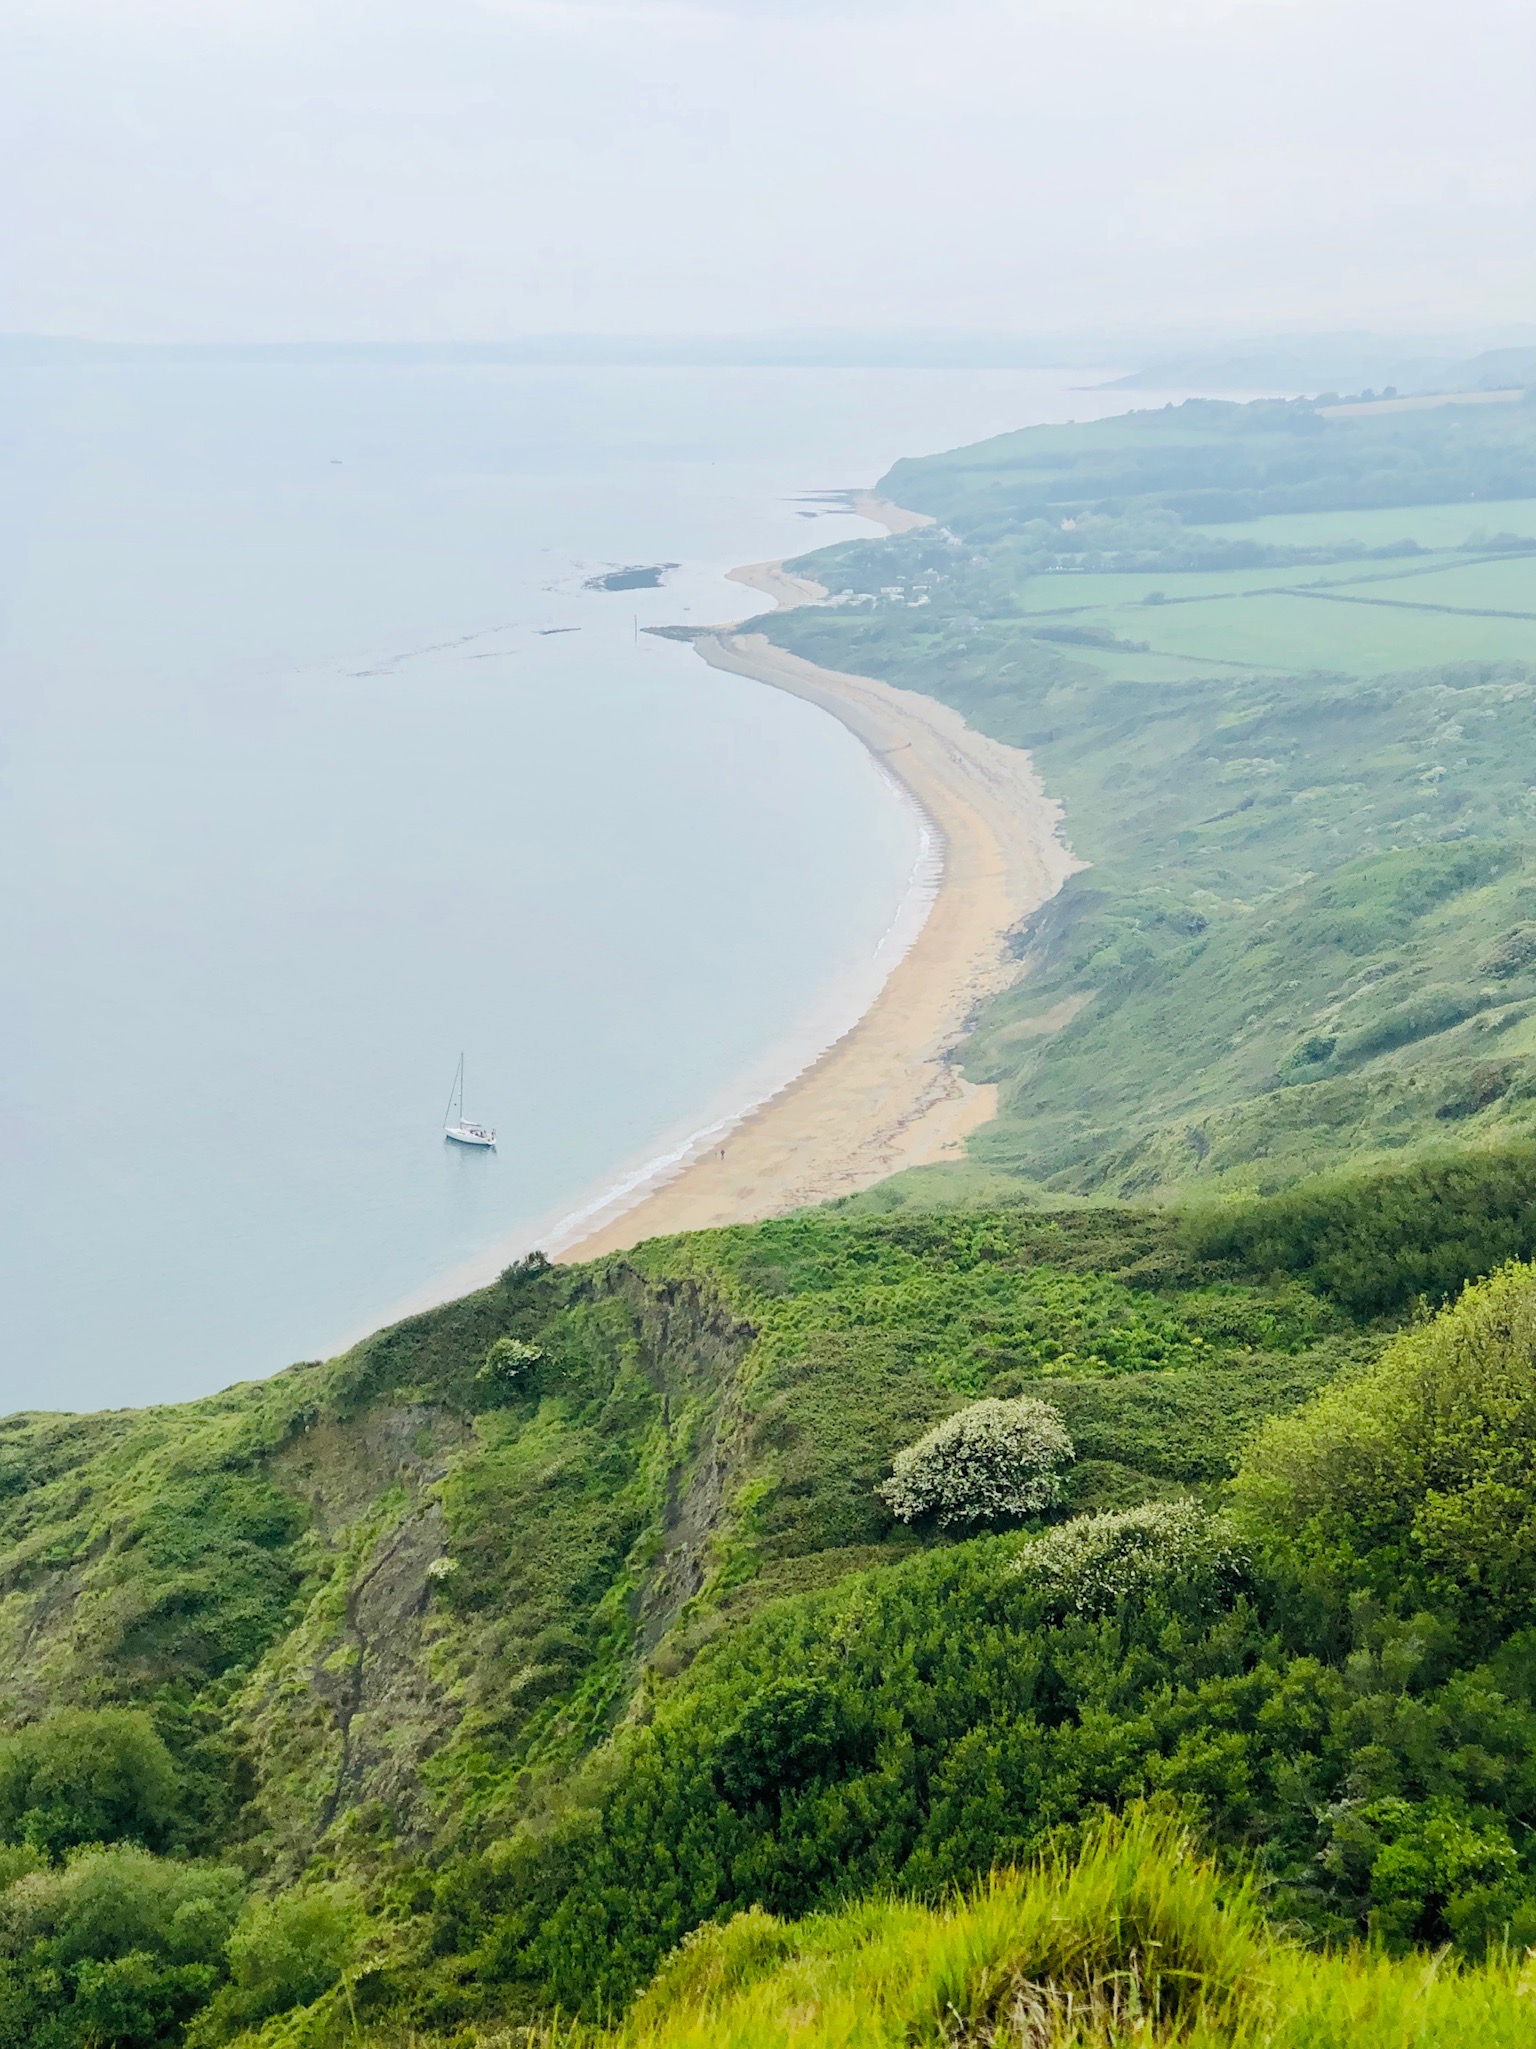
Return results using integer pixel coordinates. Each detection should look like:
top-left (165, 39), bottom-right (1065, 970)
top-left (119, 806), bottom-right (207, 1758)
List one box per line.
top-left (441, 1049), bottom-right (495, 1147)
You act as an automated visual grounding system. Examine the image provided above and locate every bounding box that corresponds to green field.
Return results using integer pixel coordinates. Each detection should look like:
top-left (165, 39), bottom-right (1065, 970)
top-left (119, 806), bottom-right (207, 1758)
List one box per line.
top-left (874, 526), bottom-right (1536, 677)
top-left (1109, 586), bottom-right (1536, 675)
top-left (1193, 496), bottom-right (1536, 550)
top-left (768, 394), bottom-right (1536, 1199)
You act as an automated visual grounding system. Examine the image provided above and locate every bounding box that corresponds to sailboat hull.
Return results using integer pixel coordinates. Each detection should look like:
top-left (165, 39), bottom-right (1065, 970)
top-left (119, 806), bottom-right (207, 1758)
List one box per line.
top-left (444, 1124), bottom-right (496, 1149)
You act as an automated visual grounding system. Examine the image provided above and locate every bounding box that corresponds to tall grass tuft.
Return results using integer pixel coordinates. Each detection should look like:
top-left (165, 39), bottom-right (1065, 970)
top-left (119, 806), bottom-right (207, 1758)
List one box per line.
top-left (346, 1810), bottom-right (1536, 2048)
top-left (921, 1808), bottom-right (1268, 2043)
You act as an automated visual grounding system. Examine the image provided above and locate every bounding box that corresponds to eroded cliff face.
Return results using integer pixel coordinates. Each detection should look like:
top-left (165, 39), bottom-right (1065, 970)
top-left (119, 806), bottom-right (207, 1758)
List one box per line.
top-left (224, 1261), bottom-right (760, 1874)
top-left (624, 1270), bottom-right (761, 1657)
top-left (0, 1255), bottom-right (762, 1879)
top-left (234, 1401), bottom-right (472, 1876)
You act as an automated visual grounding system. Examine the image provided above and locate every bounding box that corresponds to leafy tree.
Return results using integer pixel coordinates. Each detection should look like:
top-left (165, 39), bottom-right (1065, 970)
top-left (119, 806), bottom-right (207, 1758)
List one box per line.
top-left (1322, 1795), bottom-right (1533, 1953)
top-left (0, 1846), bottom-right (242, 1971)
top-left (68, 1952), bottom-right (218, 2049)
top-left (0, 1845), bottom-right (242, 2049)
top-left (0, 1712), bottom-right (181, 1859)
top-left (187, 1884), bottom-right (358, 2043)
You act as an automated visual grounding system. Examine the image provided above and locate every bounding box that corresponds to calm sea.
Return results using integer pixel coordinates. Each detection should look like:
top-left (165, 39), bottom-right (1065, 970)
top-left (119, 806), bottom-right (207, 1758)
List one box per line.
top-left (1, 362), bottom-right (1131, 1409)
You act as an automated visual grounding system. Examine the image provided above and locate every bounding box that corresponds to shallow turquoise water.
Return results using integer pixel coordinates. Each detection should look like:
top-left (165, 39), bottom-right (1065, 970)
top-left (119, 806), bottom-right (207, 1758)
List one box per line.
top-left (0, 363), bottom-right (1123, 1408)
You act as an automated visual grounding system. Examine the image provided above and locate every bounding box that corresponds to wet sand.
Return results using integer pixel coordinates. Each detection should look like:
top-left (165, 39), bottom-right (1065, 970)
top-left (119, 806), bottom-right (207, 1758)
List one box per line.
top-left (555, 526), bottom-right (1079, 1259)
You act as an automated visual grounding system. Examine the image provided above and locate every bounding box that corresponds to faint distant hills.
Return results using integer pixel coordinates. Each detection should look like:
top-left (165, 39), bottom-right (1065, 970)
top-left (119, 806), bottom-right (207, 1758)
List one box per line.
top-left (3, 327), bottom-right (1533, 395)
top-left (0, 331), bottom-right (1115, 368)
top-left (1100, 331), bottom-right (1536, 396)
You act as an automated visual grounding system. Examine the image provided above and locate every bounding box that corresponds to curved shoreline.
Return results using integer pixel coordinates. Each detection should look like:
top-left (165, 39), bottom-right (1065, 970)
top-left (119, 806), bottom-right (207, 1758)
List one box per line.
top-left (553, 548), bottom-right (1080, 1261)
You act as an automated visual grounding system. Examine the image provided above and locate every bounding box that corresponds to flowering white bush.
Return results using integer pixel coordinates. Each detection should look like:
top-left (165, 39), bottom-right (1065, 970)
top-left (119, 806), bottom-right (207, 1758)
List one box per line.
top-left (1013, 1498), bottom-right (1246, 1614)
top-left (878, 1397), bottom-right (1074, 1527)
top-left (476, 1336), bottom-right (543, 1393)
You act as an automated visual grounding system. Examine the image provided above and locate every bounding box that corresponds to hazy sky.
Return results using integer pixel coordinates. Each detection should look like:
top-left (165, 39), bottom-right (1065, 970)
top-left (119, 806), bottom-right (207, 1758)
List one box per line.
top-left (3, 0), bottom-right (1532, 343)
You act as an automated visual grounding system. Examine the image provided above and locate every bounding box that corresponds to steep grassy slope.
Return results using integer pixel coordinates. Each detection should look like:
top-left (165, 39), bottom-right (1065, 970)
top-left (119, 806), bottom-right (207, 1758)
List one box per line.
top-left (762, 394), bottom-right (1536, 1199)
top-left (10, 1156), bottom-right (1536, 2042)
top-left (1, 1254), bottom-right (762, 1880)
top-left (0, 1207), bottom-right (1342, 1859)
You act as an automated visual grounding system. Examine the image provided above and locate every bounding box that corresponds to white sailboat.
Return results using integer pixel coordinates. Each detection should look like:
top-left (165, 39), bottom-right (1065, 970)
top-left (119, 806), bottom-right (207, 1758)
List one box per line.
top-left (443, 1053), bottom-right (496, 1148)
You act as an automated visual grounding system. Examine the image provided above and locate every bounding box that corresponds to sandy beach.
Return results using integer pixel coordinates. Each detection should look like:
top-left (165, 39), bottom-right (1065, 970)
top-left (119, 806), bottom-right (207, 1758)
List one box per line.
top-left (555, 531), bottom-right (1079, 1262)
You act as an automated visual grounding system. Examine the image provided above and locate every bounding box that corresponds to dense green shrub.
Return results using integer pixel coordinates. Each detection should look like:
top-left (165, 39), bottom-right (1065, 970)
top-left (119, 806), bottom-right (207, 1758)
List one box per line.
top-left (1232, 1258), bottom-right (1536, 1650)
top-left (1323, 1795), bottom-right (1534, 1955)
top-left (703, 1213), bottom-right (1233, 1388)
top-left (714, 1681), bottom-right (866, 1811)
top-left (0, 1711), bottom-right (181, 1858)
top-left (187, 1884), bottom-right (358, 2044)
top-left (0, 1846), bottom-right (242, 1971)
top-left (0, 1844), bottom-right (242, 2049)
top-left (1187, 1145), bottom-right (1536, 1316)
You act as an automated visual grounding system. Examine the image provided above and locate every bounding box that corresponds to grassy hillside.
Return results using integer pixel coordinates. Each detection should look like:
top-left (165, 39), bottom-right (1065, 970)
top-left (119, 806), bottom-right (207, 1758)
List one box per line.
top-left (762, 393), bottom-right (1536, 1200)
top-left (879, 393), bottom-right (1536, 535)
top-left (9, 1155), bottom-right (1536, 2042)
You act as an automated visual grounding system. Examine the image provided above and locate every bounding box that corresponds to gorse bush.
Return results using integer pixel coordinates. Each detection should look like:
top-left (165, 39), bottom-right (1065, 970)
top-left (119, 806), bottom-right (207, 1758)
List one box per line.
top-left (1186, 1145), bottom-right (1536, 1318)
top-left (878, 1398), bottom-right (1073, 1526)
top-left (714, 1680), bottom-right (864, 1812)
top-left (1013, 1498), bottom-right (1246, 1616)
top-left (669, 1205), bottom-right (1331, 1391)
